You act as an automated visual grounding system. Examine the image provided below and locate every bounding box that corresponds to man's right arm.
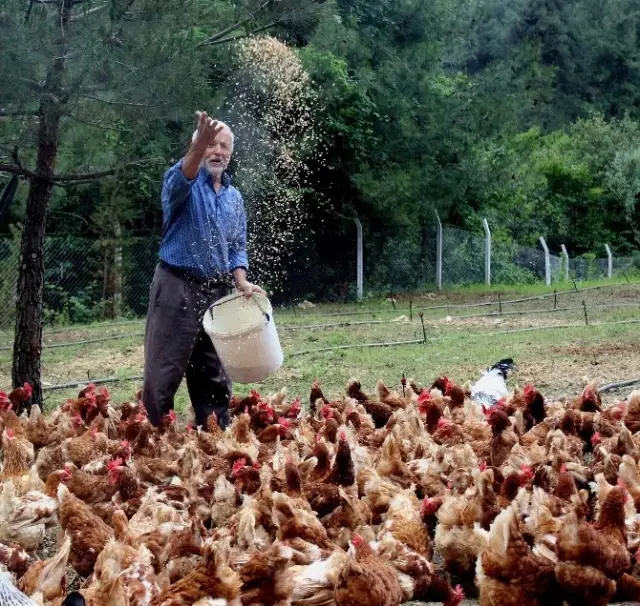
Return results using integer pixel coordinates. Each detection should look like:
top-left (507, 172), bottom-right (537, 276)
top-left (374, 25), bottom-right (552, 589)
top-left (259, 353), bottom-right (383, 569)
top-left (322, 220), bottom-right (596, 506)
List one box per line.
top-left (179, 143), bottom-right (207, 181)
top-left (162, 111), bottom-right (224, 217)
top-left (161, 159), bottom-right (198, 218)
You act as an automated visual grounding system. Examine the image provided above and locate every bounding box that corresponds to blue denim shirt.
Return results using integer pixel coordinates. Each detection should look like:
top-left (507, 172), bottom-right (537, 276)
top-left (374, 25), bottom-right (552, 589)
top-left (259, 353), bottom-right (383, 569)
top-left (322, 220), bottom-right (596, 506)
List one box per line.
top-left (159, 160), bottom-right (248, 279)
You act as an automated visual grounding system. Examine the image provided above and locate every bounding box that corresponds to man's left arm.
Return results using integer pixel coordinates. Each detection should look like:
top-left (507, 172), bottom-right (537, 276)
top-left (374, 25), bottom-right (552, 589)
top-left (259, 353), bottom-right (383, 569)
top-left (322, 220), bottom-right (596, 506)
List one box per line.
top-left (230, 197), bottom-right (266, 297)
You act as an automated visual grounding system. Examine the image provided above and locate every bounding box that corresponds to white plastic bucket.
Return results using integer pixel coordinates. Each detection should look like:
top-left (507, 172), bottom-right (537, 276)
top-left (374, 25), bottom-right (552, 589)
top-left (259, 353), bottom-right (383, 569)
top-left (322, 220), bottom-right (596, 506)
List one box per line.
top-left (203, 292), bottom-right (284, 384)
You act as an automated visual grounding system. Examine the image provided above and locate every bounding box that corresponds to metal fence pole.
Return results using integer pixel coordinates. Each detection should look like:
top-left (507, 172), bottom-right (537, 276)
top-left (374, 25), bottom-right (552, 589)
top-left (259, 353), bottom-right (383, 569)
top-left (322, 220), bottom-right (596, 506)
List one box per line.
top-left (434, 210), bottom-right (443, 291)
top-left (482, 218), bottom-right (491, 286)
top-left (605, 243), bottom-right (613, 279)
top-left (355, 218), bottom-right (363, 301)
top-left (539, 237), bottom-right (551, 286)
top-left (560, 244), bottom-right (569, 282)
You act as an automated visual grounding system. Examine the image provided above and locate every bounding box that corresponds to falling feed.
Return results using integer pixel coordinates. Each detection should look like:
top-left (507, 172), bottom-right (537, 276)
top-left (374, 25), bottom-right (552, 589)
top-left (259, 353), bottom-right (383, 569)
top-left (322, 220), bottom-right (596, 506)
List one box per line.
top-left (222, 36), bottom-right (325, 298)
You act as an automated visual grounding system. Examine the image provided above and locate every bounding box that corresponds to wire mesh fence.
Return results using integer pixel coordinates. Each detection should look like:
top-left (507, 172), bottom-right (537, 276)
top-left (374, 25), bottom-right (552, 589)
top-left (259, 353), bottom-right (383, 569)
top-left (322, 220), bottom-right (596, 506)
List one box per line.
top-left (0, 222), bottom-right (638, 328)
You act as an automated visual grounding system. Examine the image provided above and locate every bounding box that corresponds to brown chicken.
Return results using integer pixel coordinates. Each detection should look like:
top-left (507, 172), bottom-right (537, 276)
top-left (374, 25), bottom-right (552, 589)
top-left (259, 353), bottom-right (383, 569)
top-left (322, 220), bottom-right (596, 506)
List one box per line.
top-left (335, 533), bottom-right (404, 606)
top-left (18, 534), bottom-right (71, 601)
top-left (8, 382), bottom-right (33, 416)
top-left (572, 381), bottom-right (602, 412)
top-left (23, 404), bottom-right (55, 448)
top-left (272, 491), bottom-right (333, 548)
top-left (149, 538), bottom-right (242, 605)
top-left (347, 378), bottom-right (393, 428)
top-left (476, 504), bottom-right (560, 606)
top-left (0, 541), bottom-right (30, 576)
top-left (239, 540), bottom-right (293, 605)
top-left (61, 425), bottom-right (108, 468)
top-left (57, 483), bottom-right (114, 577)
top-left (0, 428), bottom-right (34, 484)
top-left (624, 390), bottom-right (640, 433)
top-left (376, 380), bottom-right (407, 409)
top-left (555, 486), bottom-right (631, 606)
top-left (488, 409), bottom-right (517, 468)
top-left (309, 379), bottom-right (330, 412)
top-left (62, 462), bottom-right (118, 504)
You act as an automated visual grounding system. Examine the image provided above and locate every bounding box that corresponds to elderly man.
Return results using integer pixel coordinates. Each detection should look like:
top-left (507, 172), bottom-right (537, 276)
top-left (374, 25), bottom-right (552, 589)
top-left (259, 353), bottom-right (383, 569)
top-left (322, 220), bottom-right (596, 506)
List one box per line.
top-left (142, 111), bottom-right (265, 429)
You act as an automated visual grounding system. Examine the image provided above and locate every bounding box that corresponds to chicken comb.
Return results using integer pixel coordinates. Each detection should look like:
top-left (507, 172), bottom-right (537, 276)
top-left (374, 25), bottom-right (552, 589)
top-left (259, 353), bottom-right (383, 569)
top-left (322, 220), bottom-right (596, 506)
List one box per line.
top-left (5, 429), bottom-right (15, 439)
top-left (231, 458), bottom-right (247, 476)
top-left (186, 423), bottom-right (194, 432)
top-left (417, 391), bottom-right (431, 404)
top-left (443, 376), bottom-right (454, 396)
top-left (250, 389), bottom-right (261, 400)
top-left (560, 464), bottom-right (568, 473)
top-left (339, 430), bottom-right (347, 442)
top-left (582, 383), bottom-right (598, 400)
top-left (351, 533), bottom-right (365, 548)
top-left (252, 461), bottom-right (261, 470)
top-left (120, 440), bottom-right (131, 448)
top-left (421, 497), bottom-right (440, 516)
top-left (97, 386), bottom-right (110, 399)
top-left (453, 585), bottom-right (465, 601)
top-left (523, 383), bottom-right (536, 396)
top-left (478, 460), bottom-right (487, 471)
top-left (591, 431), bottom-right (602, 445)
top-left (278, 417), bottom-right (291, 430)
top-left (519, 465), bottom-right (534, 482)
top-left (321, 404), bottom-right (333, 419)
top-left (289, 399), bottom-right (301, 415)
top-left (108, 457), bottom-right (124, 470)
top-left (23, 382), bottom-right (33, 397)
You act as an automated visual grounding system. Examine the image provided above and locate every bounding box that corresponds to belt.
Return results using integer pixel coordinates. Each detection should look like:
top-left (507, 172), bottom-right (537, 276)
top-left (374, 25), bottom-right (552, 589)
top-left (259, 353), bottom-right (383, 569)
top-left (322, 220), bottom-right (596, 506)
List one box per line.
top-left (159, 260), bottom-right (231, 289)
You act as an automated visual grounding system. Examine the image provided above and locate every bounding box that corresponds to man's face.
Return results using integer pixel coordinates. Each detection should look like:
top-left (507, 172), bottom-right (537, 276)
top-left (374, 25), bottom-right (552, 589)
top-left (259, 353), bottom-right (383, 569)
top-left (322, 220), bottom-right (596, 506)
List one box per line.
top-left (202, 128), bottom-right (233, 178)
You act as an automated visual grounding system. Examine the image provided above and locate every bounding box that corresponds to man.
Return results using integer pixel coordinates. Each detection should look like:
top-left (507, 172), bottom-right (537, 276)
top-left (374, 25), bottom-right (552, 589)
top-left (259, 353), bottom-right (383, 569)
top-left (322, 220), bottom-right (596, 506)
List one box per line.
top-left (142, 111), bottom-right (265, 430)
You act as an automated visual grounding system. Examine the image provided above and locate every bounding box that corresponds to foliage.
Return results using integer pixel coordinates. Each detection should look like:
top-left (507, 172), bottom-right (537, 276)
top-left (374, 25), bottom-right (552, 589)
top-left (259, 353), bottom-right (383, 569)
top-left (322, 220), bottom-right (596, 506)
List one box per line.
top-left (0, 0), bottom-right (640, 318)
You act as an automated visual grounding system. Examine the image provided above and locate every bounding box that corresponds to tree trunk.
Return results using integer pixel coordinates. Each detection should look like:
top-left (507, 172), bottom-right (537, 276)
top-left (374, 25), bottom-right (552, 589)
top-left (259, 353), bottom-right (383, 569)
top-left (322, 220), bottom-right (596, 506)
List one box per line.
top-left (12, 0), bottom-right (71, 404)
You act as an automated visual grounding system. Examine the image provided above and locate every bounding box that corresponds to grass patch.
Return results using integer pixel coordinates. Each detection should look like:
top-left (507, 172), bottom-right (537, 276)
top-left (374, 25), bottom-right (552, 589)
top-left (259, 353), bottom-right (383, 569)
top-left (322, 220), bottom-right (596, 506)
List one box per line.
top-left (0, 280), bottom-right (638, 418)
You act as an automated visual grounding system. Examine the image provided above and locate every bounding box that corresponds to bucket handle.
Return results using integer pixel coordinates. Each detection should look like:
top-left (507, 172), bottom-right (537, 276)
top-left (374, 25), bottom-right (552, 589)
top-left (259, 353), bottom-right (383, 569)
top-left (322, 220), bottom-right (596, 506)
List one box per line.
top-left (207, 292), bottom-right (271, 323)
top-left (250, 295), bottom-right (271, 323)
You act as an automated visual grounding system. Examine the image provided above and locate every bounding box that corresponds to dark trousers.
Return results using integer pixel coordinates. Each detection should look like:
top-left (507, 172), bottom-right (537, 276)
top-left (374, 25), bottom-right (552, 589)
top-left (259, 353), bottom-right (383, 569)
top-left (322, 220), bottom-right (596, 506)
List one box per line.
top-left (142, 263), bottom-right (232, 428)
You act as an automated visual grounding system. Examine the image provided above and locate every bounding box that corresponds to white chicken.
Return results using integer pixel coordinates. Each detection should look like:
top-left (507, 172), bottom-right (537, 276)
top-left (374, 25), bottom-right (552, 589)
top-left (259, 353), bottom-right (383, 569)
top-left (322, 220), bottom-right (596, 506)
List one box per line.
top-left (470, 358), bottom-right (517, 410)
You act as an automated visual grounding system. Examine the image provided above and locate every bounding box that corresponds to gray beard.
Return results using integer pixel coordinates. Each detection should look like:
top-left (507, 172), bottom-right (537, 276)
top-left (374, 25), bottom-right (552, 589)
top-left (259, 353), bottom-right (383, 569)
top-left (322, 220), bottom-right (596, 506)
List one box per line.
top-left (203, 162), bottom-right (224, 180)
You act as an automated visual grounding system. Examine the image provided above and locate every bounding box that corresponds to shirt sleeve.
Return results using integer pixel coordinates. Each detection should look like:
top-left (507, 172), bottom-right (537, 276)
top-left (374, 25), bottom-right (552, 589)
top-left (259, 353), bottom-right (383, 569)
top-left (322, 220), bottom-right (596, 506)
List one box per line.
top-left (161, 160), bottom-right (197, 223)
top-left (229, 192), bottom-right (249, 271)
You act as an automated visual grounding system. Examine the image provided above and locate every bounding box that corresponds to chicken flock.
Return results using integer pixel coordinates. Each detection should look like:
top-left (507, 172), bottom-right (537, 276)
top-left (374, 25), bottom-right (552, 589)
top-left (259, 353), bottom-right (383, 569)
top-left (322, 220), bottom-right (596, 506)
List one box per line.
top-left (2, 375), bottom-right (640, 606)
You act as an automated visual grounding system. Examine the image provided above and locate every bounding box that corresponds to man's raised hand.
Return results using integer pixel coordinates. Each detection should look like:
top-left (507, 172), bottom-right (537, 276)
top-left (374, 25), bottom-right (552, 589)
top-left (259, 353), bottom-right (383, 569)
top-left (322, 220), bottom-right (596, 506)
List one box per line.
top-left (193, 111), bottom-right (225, 150)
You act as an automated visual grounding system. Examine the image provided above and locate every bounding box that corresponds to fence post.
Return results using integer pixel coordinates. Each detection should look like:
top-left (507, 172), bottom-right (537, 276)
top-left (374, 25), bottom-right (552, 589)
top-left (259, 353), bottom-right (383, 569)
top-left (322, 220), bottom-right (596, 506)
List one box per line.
top-left (560, 244), bottom-right (569, 282)
top-left (355, 217), bottom-right (363, 301)
top-left (482, 218), bottom-right (491, 286)
top-left (434, 210), bottom-right (443, 291)
top-left (605, 243), bottom-right (613, 279)
top-left (539, 236), bottom-right (551, 286)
